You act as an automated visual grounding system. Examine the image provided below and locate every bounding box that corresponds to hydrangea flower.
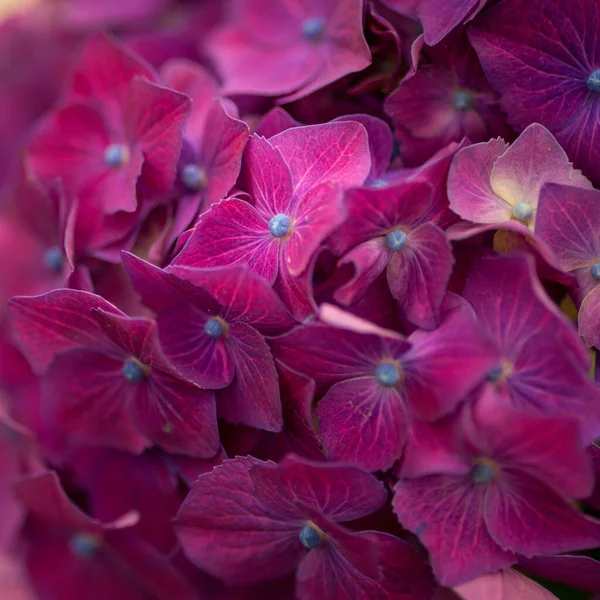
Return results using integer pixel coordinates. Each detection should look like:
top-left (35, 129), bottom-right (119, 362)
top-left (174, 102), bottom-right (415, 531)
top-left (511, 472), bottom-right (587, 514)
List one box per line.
top-left (470, 0), bottom-right (600, 185)
top-left (329, 179), bottom-right (454, 329)
top-left (176, 455), bottom-right (435, 599)
top-left (448, 123), bottom-right (591, 234)
top-left (393, 394), bottom-right (600, 586)
top-left (25, 34), bottom-right (191, 214)
top-left (205, 0), bottom-right (371, 101)
top-left (8, 289), bottom-right (219, 457)
top-left (271, 302), bottom-right (496, 471)
top-left (124, 253), bottom-right (295, 431)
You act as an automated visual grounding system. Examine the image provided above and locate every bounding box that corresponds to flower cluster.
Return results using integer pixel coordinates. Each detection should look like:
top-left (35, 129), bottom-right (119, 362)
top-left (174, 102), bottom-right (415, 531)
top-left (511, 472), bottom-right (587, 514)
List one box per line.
top-left (1, 1), bottom-right (600, 599)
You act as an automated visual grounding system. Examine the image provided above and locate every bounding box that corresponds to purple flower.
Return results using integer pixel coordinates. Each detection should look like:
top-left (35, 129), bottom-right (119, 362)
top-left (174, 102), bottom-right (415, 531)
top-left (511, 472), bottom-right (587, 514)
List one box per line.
top-left (8, 289), bottom-right (219, 456)
top-left (176, 455), bottom-right (434, 599)
top-left (270, 302), bottom-right (496, 471)
top-left (124, 253), bottom-right (295, 431)
top-left (536, 183), bottom-right (600, 347)
top-left (469, 0), bottom-right (600, 184)
top-left (393, 395), bottom-right (600, 586)
top-left (329, 179), bottom-right (454, 329)
top-left (461, 254), bottom-right (600, 439)
top-left (205, 0), bottom-right (371, 101)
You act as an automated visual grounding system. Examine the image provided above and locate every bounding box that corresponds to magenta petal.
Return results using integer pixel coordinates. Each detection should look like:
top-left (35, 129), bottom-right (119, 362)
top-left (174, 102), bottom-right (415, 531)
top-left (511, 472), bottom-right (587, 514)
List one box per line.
top-left (517, 554), bottom-right (600, 593)
top-left (485, 471), bottom-right (600, 557)
top-left (393, 475), bottom-right (517, 586)
top-left (273, 257), bottom-right (317, 321)
top-left (157, 303), bottom-right (234, 389)
top-left (334, 239), bottom-right (390, 305)
top-left (286, 182), bottom-right (345, 276)
top-left (43, 348), bottom-right (149, 453)
top-left (8, 290), bottom-right (122, 374)
top-left (402, 307), bottom-right (497, 420)
top-left (536, 183), bottom-right (600, 272)
top-left (387, 222), bottom-right (454, 329)
top-left (270, 122), bottom-right (371, 199)
top-left (176, 457), bottom-right (302, 585)
top-left (171, 199), bottom-right (279, 283)
top-left (134, 372), bottom-right (219, 458)
top-left (251, 454), bottom-right (387, 522)
top-left (167, 265), bottom-right (296, 334)
top-left (447, 138), bottom-right (510, 223)
top-left (256, 107), bottom-right (302, 138)
top-left (316, 378), bottom-right (408, 472)
top-left (241, 135), bottom-right (293, 216)
top-left (217, 322), bottom-right (282, 432)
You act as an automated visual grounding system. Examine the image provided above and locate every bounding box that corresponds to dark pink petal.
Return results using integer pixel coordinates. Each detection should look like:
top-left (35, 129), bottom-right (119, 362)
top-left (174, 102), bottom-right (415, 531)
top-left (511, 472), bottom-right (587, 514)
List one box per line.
top-left (67, 33), bottom-right (156, 109)
top-left (447, 137), bottom-right (510, 224)
top-left (334, 239), bottom-right (391, 305)
top-left (135, 372), bottom-right (219, 458)
top-left (329, 181), bottom-right (433, 255)
top-left (316, 378), bottom-right (408, 472)
top-left (257, 107), bottom-right (302, 138)
top-left (270, 122), bottom-right (371, 199)
top-left (485, 471), bottom-right (600, 557)
top-left (176, 457), bottom-right (303, 585)
top-left (167, 265), bottom-right (296, 334)
top-left (286, 182), bottom-right (345, 276)
top-left (270, 324), bottom-right (409, 393)
top-left (518, 554), bottom-right (600, 593)
top-left (273, 257), bottom-right (318, 321)
top-left (8, 290), bottom-right (122, 374)
top-left (393, 475), bottom-right (517, 586)
top-left (402, 306), bottom-right (497, 420)
top-left (43, 348), bottom-right (149, 453)
top-left (241, 135), bottom-right (293, 217)
top-left (462, 254), bottom-right (589, 367)
top-left (298, 531), bottom-right (434, 600)
top-left (536, 183), bottom-right (600, 272)
top-left (387, 222), bottom-right (454, 329)
top-left (251, 454), bottom-right (388, 522)
top-left (122, 252), bottom-right (219, 315)
top-left (125, 77), bottom-right (191, 192)
top-left (217, 322), bottom-right (282, 432)
top-left (171, 199), bottom-right (279, 283)
top-left (334, 114), bottom-right (394, 180)
top-left (157, 303), bottom-right (234, 389)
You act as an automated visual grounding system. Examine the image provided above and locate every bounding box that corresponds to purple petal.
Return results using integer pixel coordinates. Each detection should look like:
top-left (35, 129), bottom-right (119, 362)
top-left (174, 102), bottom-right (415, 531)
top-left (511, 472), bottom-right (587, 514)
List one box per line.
top-left (387, 222), bottom-right (454, 330)
top-left (171, 199), bottom-right (279, 284)
top-left (217, 322), bottom-right (282, 432)
top-left (579, 284), bottom-right (600, 347)
top-left (175, 457), bottom-right (303, 585)
top-left (316, 378), bottom-right (408, 472)
top-left (43, 349), bottom-right (149, 453)
top-left (8, 290), bottom-right (122, 374)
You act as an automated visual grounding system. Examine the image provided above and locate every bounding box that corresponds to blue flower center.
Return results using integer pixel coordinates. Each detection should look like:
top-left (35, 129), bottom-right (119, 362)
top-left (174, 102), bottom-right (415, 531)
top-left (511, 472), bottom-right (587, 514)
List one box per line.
top-left (470, 460), bottom-right (496, 484)
top-left (122, 359), bottom-right (146, 383)
top-left (371, 178), bottom-right (388, 188)
top-left (299, 524), bottom-right (322, 549)
top-left (181, 164), bottom-right (207, 192)
top-left (591, 262), bottom-right (600, 281)
top-left (587, 69), bottom-right (600, 93)
top-left (104, 144), bottom-right (129, 168)
top-left (69, 532), bottom-right (101, 558)
top-left (44, 246), bottom-right (64, 273)
top-left (204, 317), bottom-right (226, 339)
top-left (485, 364), bottom-right (504, 382)
top-left (302, 17), bottom-right (325, 42)
top-left (385, 229), bottom-right (408, 252)
top-left (375, 362), bottom-right (401, 387)
top-left (512, 202), bottom-right (533, 222)
top-left (269, 214), bottom-right (291, 238)
top-left (453, 89), bottom-right (473, 111)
